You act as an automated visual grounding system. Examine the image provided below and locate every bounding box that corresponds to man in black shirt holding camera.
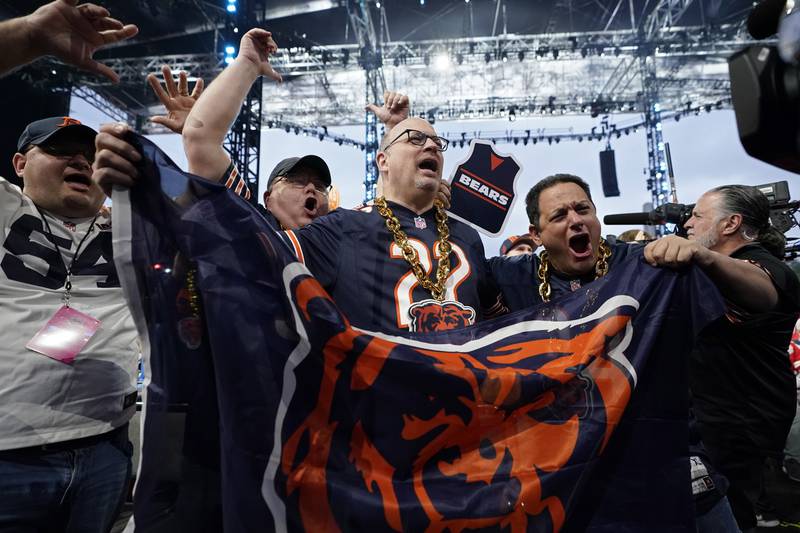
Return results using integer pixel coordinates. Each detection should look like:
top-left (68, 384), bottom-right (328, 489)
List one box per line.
top-left (645, 184), bottom-right (800, 532)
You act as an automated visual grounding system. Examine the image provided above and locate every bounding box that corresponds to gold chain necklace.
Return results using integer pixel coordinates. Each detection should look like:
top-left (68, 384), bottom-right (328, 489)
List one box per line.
top-left (375, 196), bottom-right (452, 301)
top-left (537, 238), bottom-right (611, 303)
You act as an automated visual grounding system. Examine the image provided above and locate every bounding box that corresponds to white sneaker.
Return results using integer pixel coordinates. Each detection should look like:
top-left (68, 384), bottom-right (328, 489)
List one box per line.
top-left (756, 514), bottom-right (780, 528)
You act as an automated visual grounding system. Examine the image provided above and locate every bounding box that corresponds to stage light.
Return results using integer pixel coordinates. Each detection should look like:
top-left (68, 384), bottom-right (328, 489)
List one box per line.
top-left (484, 52), bottom-right (491, 63)
top-left (433, 53), bottom-right (450, 71)
top-left (501, 51), bottom-right (508, 62)
top-left (518, 51), bottom-right (525, 62)
top-left (226, 4), bottom-right (236, 13)
top-left (225, 45), bottom-right (235, 55)
top-left (552, 49), bottom-right (559, 59)
top-left (224, 56), bottom-right (234, 64)
top-left (376, 1), bottom-right (381, 7)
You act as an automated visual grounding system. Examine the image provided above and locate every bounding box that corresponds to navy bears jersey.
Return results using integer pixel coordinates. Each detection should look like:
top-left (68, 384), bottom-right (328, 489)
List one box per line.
top-left (488, 239), bottom-right (643, 311)
top-left (284, 200), bottom-right (503, 333)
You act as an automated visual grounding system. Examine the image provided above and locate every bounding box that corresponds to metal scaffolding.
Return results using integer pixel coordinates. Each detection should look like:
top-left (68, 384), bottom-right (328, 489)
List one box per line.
top-left (36, 0), bottom-right (763, 207)
top-left (223, 0), bottom-right (262, 202)
top-left (347, 0), bottom-right (385, 201)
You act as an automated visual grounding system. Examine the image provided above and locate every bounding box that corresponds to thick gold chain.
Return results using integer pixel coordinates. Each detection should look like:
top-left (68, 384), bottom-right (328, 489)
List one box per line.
top-left (375, 196), bottom-right (452, 301)
top-left (537, 238), bottom-right (611, 303)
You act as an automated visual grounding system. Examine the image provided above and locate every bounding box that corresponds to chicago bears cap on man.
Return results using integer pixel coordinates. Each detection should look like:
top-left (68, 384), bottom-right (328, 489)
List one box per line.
top-left (499, 234), bottom-right (537, 256)
top-left (17, 116), bottom-right (97, 152)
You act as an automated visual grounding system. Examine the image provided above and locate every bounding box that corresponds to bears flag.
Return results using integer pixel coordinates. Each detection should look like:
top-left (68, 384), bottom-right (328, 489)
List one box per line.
top-left (114, 136), bottom-right (725, 532)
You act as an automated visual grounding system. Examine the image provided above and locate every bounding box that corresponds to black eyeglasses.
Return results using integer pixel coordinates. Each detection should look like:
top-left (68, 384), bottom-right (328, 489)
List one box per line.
top-left (274, 174), bottom-right (331, 196)
top-left (384, 129), bottom-right (449, 152)
top-left (31, 142), bottom-right (95, 164)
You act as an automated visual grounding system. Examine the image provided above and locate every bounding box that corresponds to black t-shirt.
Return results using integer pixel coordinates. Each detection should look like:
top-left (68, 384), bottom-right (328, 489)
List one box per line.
top-left (487, 239), bottom-right (644, 311)
top-left (691, 243), bottom-right (800, 453)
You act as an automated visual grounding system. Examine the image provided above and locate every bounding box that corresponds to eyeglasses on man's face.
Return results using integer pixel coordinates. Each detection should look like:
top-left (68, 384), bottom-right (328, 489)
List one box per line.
top-left (27, 141), bottom-right (96, 165)
top-left (384, 129), bottom-right (449, 152)
top-left (274, 173), bottom-right (331, 195)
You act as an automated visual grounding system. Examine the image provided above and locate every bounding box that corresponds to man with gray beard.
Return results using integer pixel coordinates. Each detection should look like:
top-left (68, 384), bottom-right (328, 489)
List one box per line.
top-left (645, 185), bottom-right (800, 532)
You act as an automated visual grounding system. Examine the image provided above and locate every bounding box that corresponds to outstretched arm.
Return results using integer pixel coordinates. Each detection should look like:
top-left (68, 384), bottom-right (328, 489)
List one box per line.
top-left (644, 235), bottom-right (778, 312)
top-left (0, 0), bottom-right (138, 82)
top-left (182, 28), bottom-right (281, 182)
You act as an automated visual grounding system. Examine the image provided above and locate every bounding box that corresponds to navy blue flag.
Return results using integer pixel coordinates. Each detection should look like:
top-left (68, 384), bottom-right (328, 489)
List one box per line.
top-left (448, 140), bottom-right (520, 236)
top-left (115, 136), bottom-right (725, 532)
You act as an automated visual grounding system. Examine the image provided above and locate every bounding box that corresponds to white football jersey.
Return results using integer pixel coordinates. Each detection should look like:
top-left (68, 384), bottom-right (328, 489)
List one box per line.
top-left (0, 177), bottom-right (137, 450)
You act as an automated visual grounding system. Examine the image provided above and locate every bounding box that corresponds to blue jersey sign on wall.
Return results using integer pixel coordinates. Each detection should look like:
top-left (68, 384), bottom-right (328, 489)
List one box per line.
top-left (447, 140), bottom-right (521, 236)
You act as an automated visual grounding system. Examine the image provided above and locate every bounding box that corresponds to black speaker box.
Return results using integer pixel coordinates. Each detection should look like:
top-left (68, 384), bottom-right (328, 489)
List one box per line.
top-left (599, 148), bottom-right (620, 197)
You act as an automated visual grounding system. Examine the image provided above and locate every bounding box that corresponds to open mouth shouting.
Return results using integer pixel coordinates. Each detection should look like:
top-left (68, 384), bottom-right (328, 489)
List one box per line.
top-left (63, 172), bottom-right (93, 193)
top-left (304, 196), bottom-right (318, 217)
top-left (418, 156), bottom-right (439, 178)
top-left (568, 232), bottom-right (594, 261)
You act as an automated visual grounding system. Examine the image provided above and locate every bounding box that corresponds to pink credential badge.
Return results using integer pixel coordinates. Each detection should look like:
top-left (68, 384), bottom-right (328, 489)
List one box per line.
top-left (26, 306), bottom-right (101, 364)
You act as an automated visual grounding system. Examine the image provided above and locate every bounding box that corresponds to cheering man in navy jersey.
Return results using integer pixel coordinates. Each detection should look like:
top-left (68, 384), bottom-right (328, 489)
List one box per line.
top-left (175, 28), bottom-right (504, 333)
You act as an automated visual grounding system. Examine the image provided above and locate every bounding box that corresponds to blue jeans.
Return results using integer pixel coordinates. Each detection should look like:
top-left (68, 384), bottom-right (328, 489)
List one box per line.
top-left (696, 496), bottom-right (741, 533)
top-left (0, 425), bottom-right (132, 533)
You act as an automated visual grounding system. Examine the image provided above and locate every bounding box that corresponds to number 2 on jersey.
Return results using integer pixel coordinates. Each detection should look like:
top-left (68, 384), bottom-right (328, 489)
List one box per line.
top-left (390, 238), bottom-right (470, 329)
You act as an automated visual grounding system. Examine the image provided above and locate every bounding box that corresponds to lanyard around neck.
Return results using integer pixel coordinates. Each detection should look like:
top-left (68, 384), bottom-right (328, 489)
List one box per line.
top-left (40, 212), bottom-right (100, 306)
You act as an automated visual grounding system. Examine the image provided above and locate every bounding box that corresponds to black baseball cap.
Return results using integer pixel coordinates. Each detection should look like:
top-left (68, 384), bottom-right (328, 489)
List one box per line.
top-left (17, 116), bottom-right (97, 152)
top-left (267, 155), bottom-right (331, 189)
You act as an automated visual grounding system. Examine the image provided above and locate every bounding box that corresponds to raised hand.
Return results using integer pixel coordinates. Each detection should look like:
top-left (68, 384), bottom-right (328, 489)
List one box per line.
top-left (237, 28), bottom-right (282, 82)
top-left (26, 0), bottom-right (139, 83)
top-left (147, 65), bottom-right (205, 134)
top-left (366, 91), bottom-right (410, 130)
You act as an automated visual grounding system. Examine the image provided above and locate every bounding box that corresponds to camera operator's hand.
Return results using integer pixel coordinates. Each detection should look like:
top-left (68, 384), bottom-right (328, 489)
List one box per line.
top-left (644, 235), bottom-right (712, 269)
